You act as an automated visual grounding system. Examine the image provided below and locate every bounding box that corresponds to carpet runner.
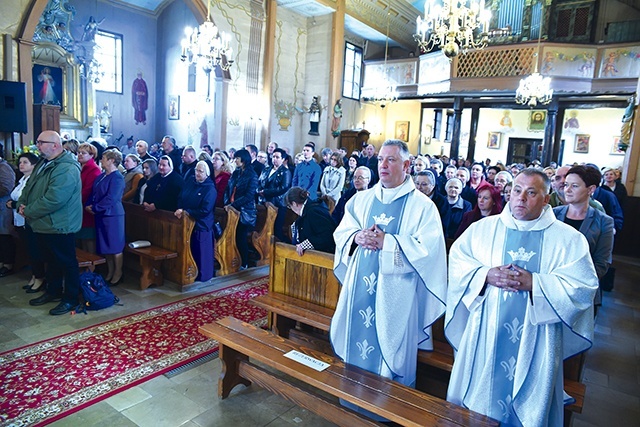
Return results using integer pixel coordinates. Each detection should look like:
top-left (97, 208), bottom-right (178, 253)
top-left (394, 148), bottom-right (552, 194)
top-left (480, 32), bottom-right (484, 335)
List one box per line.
top-left (0, 277), bottom-right (268, 427)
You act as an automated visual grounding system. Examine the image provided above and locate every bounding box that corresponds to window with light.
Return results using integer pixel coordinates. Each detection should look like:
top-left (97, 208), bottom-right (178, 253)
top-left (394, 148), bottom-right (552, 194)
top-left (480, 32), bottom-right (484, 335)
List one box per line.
top-left (94, 30), bottom-right (123, 94)
top-left (342, 42), bottom-right (363, 100)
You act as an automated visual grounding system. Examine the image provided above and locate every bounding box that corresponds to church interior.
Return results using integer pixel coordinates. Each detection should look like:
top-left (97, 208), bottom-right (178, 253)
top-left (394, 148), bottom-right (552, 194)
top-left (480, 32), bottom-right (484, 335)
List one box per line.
top-left (1, 0), bottom-right (640, 425)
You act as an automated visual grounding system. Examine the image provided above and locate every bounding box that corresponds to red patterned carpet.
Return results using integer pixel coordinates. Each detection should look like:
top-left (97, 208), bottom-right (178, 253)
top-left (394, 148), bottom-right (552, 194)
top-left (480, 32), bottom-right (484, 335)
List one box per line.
top-left (0, 277), bottom-right (268, 427)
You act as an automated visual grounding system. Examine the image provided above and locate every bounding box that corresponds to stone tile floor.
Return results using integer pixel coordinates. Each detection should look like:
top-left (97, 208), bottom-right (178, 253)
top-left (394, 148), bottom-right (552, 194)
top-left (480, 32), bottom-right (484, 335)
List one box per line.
top-left (0, 256), bottom-right (638, 426)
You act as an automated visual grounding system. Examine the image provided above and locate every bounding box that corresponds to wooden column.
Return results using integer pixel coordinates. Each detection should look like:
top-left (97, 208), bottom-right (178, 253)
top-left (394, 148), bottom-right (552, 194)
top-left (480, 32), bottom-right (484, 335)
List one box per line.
top-left (17, 38), bottom-right (36, 146)
top-left (542, 98), bottom-right (559, 166)
top-left (466, 106), bottom-right (480, 162)
top-left (449, 97), bottom-right (464, 161)
top-left (552, 105), bottom-right (566, 165)
top-left (262, 0), bottom-right (277, 147)
top-left (327, 0), bottom-right (345, 148)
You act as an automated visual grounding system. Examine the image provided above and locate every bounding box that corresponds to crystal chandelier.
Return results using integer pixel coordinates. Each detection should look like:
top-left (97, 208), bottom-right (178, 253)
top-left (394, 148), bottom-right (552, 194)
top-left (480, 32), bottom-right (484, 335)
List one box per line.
top-left (515, 5), bottom-right (552, 107)
top-left (414, 0), bottom-right (491, 58)
top-left (180, 1), bottom-right (233, 73)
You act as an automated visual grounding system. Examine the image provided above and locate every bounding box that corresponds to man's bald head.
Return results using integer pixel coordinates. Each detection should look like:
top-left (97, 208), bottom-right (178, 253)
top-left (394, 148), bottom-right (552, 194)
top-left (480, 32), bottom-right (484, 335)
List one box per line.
top-left (36, 131), bottom-right (64, 159)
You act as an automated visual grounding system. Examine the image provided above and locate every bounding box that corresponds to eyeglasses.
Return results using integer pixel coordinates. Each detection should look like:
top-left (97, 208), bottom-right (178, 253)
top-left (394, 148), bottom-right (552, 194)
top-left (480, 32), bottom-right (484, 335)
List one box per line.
top-left (353, 176), bottom-right (370, 181)
top-left (36, 140), bottom-right (55, 145)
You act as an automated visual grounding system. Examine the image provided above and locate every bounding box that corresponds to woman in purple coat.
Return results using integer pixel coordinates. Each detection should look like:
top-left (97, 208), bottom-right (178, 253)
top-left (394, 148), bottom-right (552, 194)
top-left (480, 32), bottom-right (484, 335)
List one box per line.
top-left (175, 161), bottom-right (217, 282)
top-left (86, 149), bottom-right (125, 285)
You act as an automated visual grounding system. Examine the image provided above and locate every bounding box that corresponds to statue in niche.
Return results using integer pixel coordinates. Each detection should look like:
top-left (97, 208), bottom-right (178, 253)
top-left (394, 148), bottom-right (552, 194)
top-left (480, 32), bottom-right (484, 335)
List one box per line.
top-left (98, 103), bottom-right (112, 133)
top-left (308, 96), bottom-right (321, 136)
top-left (132, 71), bottom-right (149, 125)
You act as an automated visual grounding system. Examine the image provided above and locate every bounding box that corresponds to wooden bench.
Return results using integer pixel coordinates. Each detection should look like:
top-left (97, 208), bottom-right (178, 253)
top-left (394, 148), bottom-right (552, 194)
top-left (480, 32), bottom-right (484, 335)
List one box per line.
top-left (251, 202), bottom-right (277, 266)
top-left (200, 316), bottom-right (499, 427)
top-left (75, 248), bottom-right (106, 272)
top-left (214, 206), bottom-right (241, 276)
top-left (125, 244), bottom-right (178, 290)
top-left (254, 240), bottom-right (586, 425)
top-left (123, 202), bottom-right (197, 290)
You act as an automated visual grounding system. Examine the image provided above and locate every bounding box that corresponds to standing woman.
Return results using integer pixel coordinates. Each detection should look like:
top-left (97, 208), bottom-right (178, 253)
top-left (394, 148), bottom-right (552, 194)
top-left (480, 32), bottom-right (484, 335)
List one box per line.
top-left (175, 161), bottom-right (217, 282)
top-left (454, 182), bottom-right (502, 238)
top-left (224, 149), bottom-right (258, 269)
top-left (122, 154), bottom-right (143, 202)
top-left (86, 149), bottom-right (125, 285)
top-left (553, 165), bottom-right (614, 307)
top-left (0, 146), bottom-right (17, 277)
top-left (7, 152), bottom-right (46, 289)
top-left (136, 159), bottom-right (158, 204)
top-left (212, 151), bottom-right (233, 208)
top-left (343, 155), bottom-right (359, 192)
top-left (76, 143), bottom-right (102, 253)
top-left (320, 152), bottom-right (346, 203)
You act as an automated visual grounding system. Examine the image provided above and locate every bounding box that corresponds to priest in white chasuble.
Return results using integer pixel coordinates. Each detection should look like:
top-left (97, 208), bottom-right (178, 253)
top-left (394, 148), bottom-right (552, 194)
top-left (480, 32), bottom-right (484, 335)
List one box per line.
top-left (330, 139), bottom-right (447, 419)
top-left (446, 168), bottom-right (598, 427)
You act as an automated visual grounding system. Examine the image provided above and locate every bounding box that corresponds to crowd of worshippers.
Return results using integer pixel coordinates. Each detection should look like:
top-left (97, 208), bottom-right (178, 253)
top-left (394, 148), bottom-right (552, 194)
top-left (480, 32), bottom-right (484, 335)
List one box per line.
top-left (0, 134), bottom-right (624, 423)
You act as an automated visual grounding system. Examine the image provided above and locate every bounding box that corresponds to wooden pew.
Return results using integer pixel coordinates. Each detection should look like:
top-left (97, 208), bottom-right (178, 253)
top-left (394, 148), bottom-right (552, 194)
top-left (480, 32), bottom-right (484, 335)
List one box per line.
top-left (251, 202), bottom-right (277, 266)
top-left (252, 241), bottom-right (586, 425)
top-left (76, 248), bottom-right (106, 272)
top-left (123, 202), bottom-right (197, 290)
top-left (200, 316), bottom-right (499, 427)
top-left (214, 206), bottom-right (241, 276)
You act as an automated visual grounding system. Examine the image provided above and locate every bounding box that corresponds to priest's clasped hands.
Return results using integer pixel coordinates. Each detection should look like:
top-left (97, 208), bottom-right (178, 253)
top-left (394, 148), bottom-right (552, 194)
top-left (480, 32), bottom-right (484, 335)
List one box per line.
top-left (486, 264), bottom-right (533, 293)
top-left (355, 224), bottom-right (385, 251)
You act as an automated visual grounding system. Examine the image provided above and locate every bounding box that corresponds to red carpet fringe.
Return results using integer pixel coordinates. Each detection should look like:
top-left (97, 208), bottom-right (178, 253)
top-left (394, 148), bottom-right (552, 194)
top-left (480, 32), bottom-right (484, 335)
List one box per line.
top-left (0, 276), bottom-right (268, 427)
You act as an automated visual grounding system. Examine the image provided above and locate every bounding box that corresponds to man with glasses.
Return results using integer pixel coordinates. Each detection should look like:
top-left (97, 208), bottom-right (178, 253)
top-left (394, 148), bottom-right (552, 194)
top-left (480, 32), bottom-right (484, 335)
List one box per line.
top-left (18, 131), bottom-right (82, 315)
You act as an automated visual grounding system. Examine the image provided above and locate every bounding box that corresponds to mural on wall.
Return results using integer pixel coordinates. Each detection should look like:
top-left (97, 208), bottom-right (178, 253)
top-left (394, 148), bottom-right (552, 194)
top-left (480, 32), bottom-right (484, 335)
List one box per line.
top-left (564, 110), bottom-right (580, 130)
top-left (540, 47), bottom-right (598, 78)
top-left (132, 71), bottom-right (148, 125)
top-left (364, 59), bottom-right (419, 89)
top-left (272, 20), bottom-right (305, 133)
top-left (598, 47), bottom-right (640, 78)
top-left (418, 53), bottom-right (450, 84)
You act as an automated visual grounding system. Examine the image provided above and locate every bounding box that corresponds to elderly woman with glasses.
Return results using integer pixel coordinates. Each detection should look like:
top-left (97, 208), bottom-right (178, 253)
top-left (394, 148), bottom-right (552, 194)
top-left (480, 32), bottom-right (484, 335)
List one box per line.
top-left (86, 148), bottom-right (125, 285)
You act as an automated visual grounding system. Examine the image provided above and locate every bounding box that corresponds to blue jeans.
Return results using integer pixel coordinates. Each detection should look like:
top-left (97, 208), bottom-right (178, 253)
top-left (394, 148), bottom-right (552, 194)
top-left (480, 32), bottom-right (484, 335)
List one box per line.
top-left (36, 232), bottom-right (79, 305)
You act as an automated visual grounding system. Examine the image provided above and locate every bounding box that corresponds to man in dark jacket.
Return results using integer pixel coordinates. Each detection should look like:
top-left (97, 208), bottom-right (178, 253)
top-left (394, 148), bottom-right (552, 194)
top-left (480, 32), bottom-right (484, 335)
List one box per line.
top-left (19, 131), bottom-right (82, 316)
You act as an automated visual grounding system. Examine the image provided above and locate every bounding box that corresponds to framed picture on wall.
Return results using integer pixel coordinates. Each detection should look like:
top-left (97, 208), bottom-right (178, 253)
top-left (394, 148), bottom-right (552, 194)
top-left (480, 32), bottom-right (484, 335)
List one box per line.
top-left (487, 132), bottom-right (501, 149)
top-left (611, 136), bottom-right (625, 155)
top-left (528, 110), bottom-right (547, 132)
top-left (395, 120), bottom-right (409, 142)
top-left (168, 95), bottom-right (180, 120)
top-left (32, 64), bottom-right (63, 107)
top-left (574, 134), bottom-right (590, 153)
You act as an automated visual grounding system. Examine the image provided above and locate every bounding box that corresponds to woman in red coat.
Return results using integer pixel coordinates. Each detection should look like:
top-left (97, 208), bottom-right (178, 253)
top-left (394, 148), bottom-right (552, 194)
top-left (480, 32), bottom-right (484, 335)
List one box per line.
top-left (77, 142), bottom-right (102, 253)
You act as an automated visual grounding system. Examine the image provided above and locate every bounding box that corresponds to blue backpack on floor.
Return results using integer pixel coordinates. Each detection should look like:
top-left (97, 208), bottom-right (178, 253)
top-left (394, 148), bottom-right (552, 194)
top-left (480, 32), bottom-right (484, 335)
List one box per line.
top-left (76, 271), bottom-right (120, 313)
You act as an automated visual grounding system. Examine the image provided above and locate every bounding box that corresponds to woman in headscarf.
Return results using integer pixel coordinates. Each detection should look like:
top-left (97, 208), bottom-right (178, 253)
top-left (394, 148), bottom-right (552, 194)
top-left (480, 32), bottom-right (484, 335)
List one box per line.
top-left (175, 161), bottom-right (217, 282)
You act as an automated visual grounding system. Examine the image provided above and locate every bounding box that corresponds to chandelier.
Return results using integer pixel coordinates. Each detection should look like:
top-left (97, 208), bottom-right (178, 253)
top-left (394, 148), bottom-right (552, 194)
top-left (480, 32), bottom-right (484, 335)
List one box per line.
top-left (180, 1), bottom-right (233, 73)
top-left (414, 0), bottom-right (491, 58)
top-left (515, 5), bottom-right (552, 107)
